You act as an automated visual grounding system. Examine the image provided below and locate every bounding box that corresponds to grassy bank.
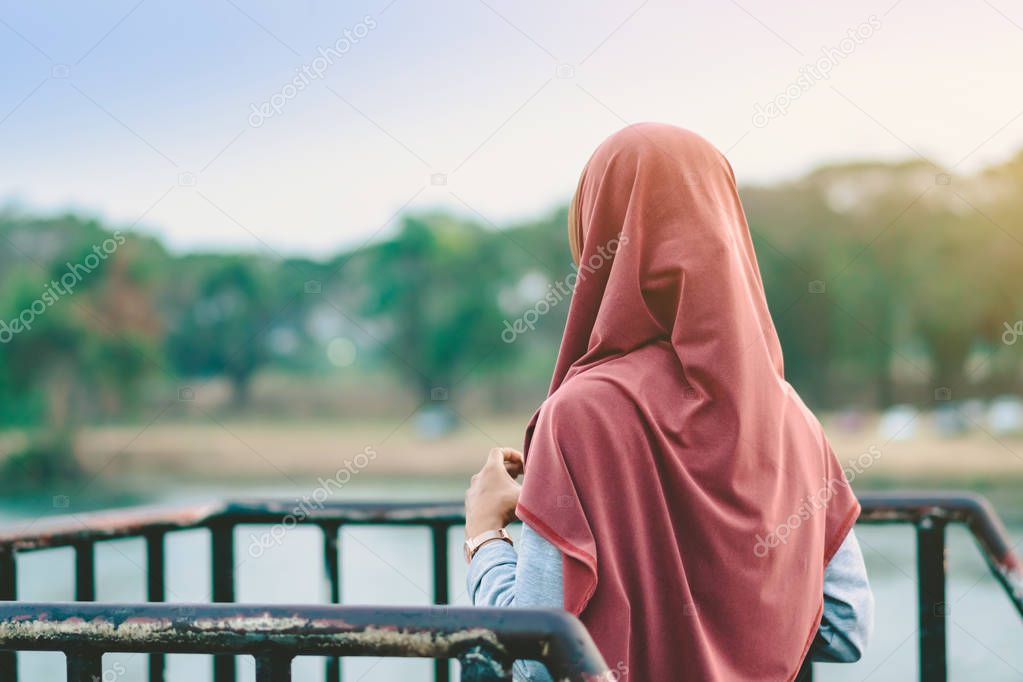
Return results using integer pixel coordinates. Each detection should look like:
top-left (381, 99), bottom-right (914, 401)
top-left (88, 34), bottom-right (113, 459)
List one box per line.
top-left (56, 416), bottom-right (1023, 482)
top-left (2, 415), bottom-right (1021, 511)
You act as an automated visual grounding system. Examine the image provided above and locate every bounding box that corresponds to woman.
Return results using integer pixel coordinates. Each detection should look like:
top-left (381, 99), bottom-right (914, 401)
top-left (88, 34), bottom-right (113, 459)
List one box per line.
top-left (464, 123), bottom-right (872, 681)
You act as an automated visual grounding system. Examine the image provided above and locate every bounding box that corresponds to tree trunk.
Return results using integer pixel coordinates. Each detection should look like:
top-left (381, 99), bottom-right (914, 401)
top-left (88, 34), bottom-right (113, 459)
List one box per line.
top-left (230, 371), bottom-right (253, 409)
top-left (925, 332), bottom-right (971, 400)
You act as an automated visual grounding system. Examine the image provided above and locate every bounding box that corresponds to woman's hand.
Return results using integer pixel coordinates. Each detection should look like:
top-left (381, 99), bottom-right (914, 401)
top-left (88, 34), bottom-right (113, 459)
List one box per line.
top-left (464, 447), bottom-right (523, 538)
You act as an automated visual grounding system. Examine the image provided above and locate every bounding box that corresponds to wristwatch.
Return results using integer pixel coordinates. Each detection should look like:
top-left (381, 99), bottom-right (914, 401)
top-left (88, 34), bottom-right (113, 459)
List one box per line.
top-left (464, 528), bottom-right (513, 562)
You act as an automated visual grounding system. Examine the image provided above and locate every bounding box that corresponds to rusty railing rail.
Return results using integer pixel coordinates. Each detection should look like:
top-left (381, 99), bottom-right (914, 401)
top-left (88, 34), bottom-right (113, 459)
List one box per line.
top-left (0, 602), bottom-right (608, 682)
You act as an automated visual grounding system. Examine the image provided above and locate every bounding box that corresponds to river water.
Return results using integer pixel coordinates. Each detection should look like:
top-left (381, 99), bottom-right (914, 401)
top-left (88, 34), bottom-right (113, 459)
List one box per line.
top-left (1, 480), bottom-right (1021, 681)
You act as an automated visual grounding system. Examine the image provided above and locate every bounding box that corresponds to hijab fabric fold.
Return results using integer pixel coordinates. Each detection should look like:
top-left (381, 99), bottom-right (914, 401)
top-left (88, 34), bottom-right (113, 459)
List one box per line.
top-left (517, 123), bottom-right (859, 681)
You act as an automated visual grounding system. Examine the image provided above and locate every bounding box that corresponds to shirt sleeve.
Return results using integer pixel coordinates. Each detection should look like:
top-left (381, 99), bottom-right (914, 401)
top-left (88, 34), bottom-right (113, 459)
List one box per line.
top-left (811, 529), bottom-right (875, 662)
top-left (466, 523), bottom-right (563, 681)
top-left (467, 524), bottom-right (874, 672)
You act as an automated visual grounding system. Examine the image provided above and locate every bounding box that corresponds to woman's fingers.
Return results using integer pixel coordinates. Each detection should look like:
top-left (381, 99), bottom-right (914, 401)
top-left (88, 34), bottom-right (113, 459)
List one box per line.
top-left (487, 447), bottom-right (524, 477)
top-left (465, 450), bottom-right (523, 537)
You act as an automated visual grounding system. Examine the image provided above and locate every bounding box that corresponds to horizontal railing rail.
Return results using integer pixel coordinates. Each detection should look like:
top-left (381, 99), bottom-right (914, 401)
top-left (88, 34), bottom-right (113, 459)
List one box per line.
top-left (0, 491), bottom-right (1020, 682)
top-left (859, 492), bottom-right (1023, 615)
top-left (0, 603), bottom-right (608, 682)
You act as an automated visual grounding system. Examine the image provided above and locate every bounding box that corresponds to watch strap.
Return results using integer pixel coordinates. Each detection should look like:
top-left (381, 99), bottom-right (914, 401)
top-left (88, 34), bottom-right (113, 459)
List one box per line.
top-left (464, 528), bottom-right (513, 562)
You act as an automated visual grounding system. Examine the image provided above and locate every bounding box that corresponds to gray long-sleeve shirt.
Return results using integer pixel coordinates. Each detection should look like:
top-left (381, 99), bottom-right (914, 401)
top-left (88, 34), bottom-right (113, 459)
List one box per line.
top-left (468, 524), bottom-right (873, 681)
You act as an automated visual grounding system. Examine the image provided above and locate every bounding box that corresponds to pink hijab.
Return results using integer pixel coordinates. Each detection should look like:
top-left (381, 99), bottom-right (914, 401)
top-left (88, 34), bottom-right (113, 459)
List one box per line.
top-left (517, 123), bottom-right (859, 681)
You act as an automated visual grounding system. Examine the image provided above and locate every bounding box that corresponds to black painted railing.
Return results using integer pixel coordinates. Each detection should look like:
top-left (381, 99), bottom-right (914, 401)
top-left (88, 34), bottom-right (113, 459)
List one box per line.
top-left (0, 492), bottom-right (1020, 681)
top-left (0, 603), bottom-right (607, 682)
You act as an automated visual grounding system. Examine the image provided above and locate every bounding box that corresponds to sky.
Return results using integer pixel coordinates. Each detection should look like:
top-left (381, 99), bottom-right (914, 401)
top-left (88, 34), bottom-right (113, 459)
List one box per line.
top-left (2, 0), bottom-right (1023, 256)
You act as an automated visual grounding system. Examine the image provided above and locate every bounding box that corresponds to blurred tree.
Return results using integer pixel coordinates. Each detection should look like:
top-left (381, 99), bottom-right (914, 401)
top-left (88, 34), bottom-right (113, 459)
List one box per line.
top-left (0, 233), bottom-right (161, 483)
top-left (166, 258), bottom-right (283, 407)
top-left (358, 214), bottom-right (513, 421)
top-left (1, 147), bottom-right (1023, 441)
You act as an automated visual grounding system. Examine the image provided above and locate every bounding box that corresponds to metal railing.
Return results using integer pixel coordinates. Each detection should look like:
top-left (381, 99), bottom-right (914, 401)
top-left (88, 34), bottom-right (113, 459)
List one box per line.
top-left (0, 492), bottom-right (1020, 681)
top-left (852, 492), bottom-right (1023, 682)
top-left (0, 603), bottom-right (607, 682)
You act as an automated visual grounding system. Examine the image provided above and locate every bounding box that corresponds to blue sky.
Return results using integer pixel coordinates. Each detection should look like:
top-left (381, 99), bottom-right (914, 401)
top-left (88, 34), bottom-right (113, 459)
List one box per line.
top-left (2, 0), bottom-right (1023, 255)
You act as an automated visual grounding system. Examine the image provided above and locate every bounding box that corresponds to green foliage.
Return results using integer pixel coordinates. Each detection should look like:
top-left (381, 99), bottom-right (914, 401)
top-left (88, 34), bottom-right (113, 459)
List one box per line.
top-left (745, 159), bottom-right (1023, 405)
top-left (358, 214), bottom-right (515, 401)
top-left (166, 257), bottom-right (284, 406)
top-left (2, 150), bottom-right (1023, 483)
top-left (0, 221), bottom-right (162, 481)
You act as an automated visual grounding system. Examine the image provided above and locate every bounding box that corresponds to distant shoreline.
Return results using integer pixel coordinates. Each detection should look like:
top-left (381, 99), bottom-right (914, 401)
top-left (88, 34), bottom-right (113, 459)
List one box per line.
top-left (2, 416), bottom-right (1021, 518)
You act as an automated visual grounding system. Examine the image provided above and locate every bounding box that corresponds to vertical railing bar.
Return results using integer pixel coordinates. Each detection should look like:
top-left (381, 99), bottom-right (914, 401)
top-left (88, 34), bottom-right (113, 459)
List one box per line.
top-left (255, 653), bottom-right (293, 682)
top-left (917, 517), bottom-right (948, 682)
top-left (432, 523), bottom-right (451, 682)
top-left (146, 531), bottom-right (167, 682)
top-left (74, 541), bottom-right (95, 602)
top-left (66, 648), bottom-right (103, 682)
top-left (211, 520), bottom-right (236, 682)
top-left (323, 522), bottom-right (342, 682)
top-left (0, 546), bottom-right (17, 681)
